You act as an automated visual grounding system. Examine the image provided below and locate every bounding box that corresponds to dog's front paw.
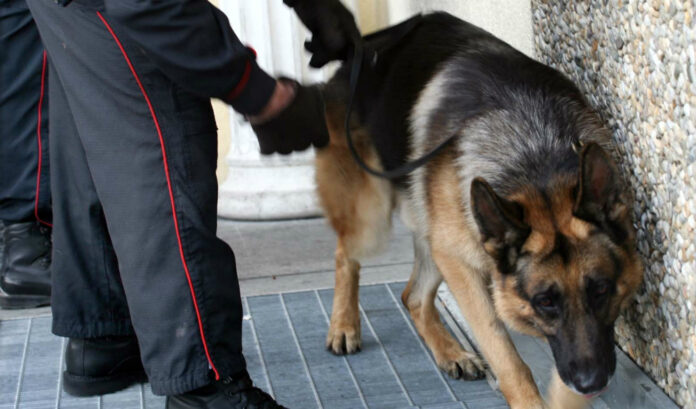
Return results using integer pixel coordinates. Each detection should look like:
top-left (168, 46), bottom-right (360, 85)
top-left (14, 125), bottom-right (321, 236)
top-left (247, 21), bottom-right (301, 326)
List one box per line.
top-left (326, 321), bottom-right (361, 355)
top-left (436, 349), bottom-right (486, 380)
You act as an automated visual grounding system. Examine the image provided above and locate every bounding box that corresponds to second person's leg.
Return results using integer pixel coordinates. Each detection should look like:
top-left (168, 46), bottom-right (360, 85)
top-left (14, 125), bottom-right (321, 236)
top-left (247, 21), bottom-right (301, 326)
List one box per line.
top-left (0, 0), bottom-right (52, 309)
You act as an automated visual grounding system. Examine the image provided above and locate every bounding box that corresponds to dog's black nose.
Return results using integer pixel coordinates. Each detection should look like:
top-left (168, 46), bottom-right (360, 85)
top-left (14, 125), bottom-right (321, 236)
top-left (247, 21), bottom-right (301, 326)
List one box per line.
top-left (571, 364), bottom-right (609, 395)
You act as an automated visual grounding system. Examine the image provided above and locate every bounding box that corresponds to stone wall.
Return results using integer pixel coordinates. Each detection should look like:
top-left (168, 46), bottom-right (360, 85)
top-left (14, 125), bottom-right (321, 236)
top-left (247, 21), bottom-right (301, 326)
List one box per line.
top-left (532, 1), bottom-right (695, 407)
top-left (386, 0), bottom-right (534, 57)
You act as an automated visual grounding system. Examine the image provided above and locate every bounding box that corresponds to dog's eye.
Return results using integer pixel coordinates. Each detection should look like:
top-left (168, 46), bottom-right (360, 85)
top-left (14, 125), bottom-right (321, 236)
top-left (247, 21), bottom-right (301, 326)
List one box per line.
top-left (587, 279), bottom-right (614, 310)
top-left (591, 279), bottom-right (613, 298)
top-left (538, 296), bottom-right (553, 307)
top-left (532, 293), bottom-right (557, 313)
top-left (595, 282), bottom-right (609, 296)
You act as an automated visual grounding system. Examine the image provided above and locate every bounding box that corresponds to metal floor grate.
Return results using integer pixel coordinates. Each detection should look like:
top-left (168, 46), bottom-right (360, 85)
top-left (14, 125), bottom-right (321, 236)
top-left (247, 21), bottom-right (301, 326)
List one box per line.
top-left (0, 282), bottom-right (508, 409)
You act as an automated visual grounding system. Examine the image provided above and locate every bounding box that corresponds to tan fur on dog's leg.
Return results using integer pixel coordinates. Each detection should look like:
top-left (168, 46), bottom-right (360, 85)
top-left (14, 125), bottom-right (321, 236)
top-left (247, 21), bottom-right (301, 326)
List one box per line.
top-left (425, 157), bottom-right (547, 408)
top-left (326, 241), bottom-right (362, 354)
top-left (433, 251), bottom-right (547, 409)
top-left (403, 237), bottom-right (485, 380)
top-left (316, 99), bottom-right (393, 356)
top-left (547, 369), bottom-right (591, 409)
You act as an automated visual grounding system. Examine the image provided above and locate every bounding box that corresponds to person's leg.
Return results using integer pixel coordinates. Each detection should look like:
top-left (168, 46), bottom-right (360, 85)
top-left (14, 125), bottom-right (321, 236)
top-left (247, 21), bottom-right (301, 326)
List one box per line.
top-left (43, 42), bottom-right (148, 398)
top-left (0, 0), bottom-right (51, 224)
top-left (28, 0), bottom-right (244, 396)
top-left (0, 0), bottom-right (52, 309)
top-left (46, 62), bottom-right (133, 338)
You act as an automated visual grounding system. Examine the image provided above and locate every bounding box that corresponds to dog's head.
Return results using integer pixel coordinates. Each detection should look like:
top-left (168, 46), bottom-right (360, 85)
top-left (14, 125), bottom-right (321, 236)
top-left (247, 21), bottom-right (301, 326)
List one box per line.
top-left (470, 142), bottom-right (643, 396)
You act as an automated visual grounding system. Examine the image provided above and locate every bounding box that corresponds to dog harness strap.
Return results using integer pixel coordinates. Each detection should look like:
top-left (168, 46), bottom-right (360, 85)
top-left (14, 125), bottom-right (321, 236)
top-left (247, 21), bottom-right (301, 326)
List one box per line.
top-left (343, 16), bottom-right (461, 180)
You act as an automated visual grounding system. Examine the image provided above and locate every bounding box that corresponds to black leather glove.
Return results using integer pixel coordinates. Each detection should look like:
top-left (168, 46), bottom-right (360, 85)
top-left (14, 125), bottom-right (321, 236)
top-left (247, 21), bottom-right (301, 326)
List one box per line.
top-left (284, 0), bottom-right (360, 68)
top-left (250, 79), bottom-right (329, 155)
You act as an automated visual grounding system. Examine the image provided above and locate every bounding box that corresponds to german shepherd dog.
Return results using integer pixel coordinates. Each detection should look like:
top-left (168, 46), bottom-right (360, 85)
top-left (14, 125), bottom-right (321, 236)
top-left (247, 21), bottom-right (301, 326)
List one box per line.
top-left (314, 12), bottom-right (643, 409)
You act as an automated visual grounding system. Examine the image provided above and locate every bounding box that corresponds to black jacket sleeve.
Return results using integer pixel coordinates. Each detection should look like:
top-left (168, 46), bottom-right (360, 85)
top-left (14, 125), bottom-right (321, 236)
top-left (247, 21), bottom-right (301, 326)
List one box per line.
top-left (103, 0), bottom-right (276, 115)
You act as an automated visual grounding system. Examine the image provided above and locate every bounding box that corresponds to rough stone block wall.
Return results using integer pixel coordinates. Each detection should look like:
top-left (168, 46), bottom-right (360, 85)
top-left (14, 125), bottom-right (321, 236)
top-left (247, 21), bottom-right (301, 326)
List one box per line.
top-left (532, 1), bottom-right (695, 407)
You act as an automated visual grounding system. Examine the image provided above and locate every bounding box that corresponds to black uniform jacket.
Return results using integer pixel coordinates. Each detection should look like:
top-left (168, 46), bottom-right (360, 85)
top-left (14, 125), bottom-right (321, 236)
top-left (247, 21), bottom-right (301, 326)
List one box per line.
top-left (55, 0), bottom-right (278, 115)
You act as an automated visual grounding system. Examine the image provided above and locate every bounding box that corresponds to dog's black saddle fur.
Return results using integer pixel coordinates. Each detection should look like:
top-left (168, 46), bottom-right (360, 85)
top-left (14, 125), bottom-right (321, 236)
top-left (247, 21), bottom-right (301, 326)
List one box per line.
top-left (329, 12), bottom-right (586, 188)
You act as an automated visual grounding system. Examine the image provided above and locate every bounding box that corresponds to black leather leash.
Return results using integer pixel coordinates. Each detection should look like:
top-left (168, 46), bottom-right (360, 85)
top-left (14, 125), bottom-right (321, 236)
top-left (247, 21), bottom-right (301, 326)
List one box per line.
top-left (343, 16), bottom-right (461, 180)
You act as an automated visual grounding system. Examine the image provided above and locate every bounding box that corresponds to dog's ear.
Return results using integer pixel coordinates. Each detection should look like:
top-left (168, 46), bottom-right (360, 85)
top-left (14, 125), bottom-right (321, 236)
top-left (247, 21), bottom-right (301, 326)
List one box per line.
top-left (471, 178), bottom-right (530, 274)
top-left (574, 142), bottom-right (628, 242)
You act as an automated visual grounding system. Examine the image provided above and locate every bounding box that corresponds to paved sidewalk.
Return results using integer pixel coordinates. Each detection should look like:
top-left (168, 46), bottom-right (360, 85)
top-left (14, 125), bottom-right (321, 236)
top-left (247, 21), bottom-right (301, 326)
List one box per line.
top-left (0, 218), bottom-right (680, 409)
top-left (0, 282), bottom-right (508, 409)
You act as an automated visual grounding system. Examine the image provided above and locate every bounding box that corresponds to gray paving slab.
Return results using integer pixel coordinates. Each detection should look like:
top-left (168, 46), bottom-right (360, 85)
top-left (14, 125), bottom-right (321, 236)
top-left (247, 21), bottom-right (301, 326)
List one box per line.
top-left (317, 289), bottom-right (413, 409)
top-left (0, 286), bottom-right (491, 409)
top-left (218, 218), bottom-right (414, 282)
top-left (359, 284), bottom-right (458, 407)
top-left (282, 291), bottom-right (365, 409)
top-left (0, 217), bottom-right (682, 409)
top-left (141, 384), bottom-right (166, 409)
top-left (388, 283), bottom-right (508, 409)
top-left (0, 285), bottom-right (682, 409)
top-left (239, 263), bottom-right (413, 297)
top-left (0, 319), bottom-right (29, 409)
top-left (14, 317), bottom-right (62, 409)
top-left (241, 298), bottom-right (273, 396)
top-left (246, 294), bottom-right (321, 409)
top-left (0, 307), bottom-right (51, 322)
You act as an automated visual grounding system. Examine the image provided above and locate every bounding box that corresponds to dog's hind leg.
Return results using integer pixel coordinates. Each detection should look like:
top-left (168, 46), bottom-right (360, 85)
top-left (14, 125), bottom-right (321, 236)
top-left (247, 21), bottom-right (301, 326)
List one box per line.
top-left (323, 183), bottom-right (393, 355)
top-left (326, 238), bottom-right (362, 354)
top-left (315, 96), bottom-right (394, 354)
top-left (402, 235), bottom-right (486, 380)
top-left (323, 190), bottom-right (392, 354)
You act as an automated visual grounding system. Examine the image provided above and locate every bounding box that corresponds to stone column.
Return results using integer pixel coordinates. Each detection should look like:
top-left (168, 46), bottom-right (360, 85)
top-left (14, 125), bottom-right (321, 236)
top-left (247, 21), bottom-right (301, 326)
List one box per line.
top-left (217, 0), bottom-right (336, 220)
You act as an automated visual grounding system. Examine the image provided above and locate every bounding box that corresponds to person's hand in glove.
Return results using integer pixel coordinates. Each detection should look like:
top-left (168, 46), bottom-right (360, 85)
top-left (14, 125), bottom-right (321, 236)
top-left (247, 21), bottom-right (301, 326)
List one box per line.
top-left (248, 78), bottom-right (329, 155)
top-left (284, 0), bottom-right (360, 68)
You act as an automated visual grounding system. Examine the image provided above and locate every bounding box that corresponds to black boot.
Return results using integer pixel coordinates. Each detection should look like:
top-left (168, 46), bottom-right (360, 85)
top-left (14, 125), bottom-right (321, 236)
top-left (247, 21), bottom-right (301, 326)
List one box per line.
top-left (63, 336), bottom-right (148, 396)
top-left (166, 371), bottom-right (287, 409)
top-left (0, 221), bottom-right (52, 309)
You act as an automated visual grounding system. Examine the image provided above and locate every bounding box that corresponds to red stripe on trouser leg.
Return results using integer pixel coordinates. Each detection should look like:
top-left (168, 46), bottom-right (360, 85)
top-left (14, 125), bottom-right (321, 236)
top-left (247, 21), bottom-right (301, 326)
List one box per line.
top-left (35, 50), bottom-right (52, 228)
top-left (95, 11), bottom-right (220, 380)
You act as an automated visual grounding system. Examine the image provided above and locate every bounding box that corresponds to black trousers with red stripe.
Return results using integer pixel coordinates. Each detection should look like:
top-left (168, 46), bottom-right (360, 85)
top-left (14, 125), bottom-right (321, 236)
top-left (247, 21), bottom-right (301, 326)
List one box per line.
top-left (27, 0), bottom-right (245, 395)
top-left (0, 0), bottom-right (51, 225)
